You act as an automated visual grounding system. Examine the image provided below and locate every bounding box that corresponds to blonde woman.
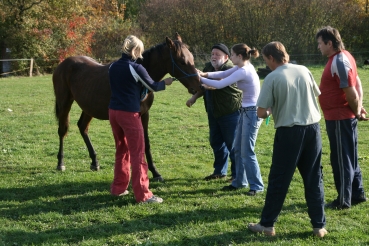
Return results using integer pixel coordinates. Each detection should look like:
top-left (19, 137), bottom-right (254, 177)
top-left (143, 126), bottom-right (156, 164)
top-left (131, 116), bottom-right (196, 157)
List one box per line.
top-left (108, 35), bottom-right (173, 203)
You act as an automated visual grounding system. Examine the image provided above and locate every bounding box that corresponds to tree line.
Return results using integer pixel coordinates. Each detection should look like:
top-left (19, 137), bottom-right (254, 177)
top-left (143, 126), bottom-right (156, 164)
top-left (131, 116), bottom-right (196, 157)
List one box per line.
top-left (1, 0), bottom-right (369, 75)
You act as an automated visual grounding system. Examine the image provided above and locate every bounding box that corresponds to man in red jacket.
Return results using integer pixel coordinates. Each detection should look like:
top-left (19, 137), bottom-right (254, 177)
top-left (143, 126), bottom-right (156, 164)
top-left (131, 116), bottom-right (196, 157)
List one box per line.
top-left (316, 26), bottom-right (368, 209)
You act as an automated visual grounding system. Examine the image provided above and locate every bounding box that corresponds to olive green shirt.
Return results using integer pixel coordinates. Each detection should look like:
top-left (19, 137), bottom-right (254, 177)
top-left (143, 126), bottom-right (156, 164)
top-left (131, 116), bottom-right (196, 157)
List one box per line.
top-left (203, 60), bottom-right (243, 118)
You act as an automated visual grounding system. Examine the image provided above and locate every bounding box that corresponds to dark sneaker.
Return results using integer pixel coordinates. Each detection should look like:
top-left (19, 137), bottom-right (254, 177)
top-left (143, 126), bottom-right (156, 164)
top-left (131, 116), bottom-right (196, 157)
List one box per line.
top-left (248, 223), bottom-right (276, 236)
top-left (247, 190), bottom-right (263, 196)
top-left (313, 228), bottom-right (328, 238)
top-left (204, 174), bottom-right (226, 181)
top-left (222, 185), bottom-right (238, 191)
top-left (151, 176), bottom-right (164, 182)
top-left (227, 177), bottom-right (235, 183)
top-left (352, 193), bottom-right (368, 205)
top-left (325, 199), bottom-right (349, 209)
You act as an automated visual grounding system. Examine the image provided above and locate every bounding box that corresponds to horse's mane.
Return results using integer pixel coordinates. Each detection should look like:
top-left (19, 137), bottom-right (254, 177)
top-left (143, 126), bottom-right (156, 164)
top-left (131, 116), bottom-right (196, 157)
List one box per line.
top-left (140, 40), bottom-right (189, 63)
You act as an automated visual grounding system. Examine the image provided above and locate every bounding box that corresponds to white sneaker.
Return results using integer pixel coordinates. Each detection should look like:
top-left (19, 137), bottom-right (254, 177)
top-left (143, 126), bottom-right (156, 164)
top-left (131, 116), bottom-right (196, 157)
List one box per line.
top-left (118, 190), bottom-right (129, 196)
top-left (143, 196), bottom-right (163, 203)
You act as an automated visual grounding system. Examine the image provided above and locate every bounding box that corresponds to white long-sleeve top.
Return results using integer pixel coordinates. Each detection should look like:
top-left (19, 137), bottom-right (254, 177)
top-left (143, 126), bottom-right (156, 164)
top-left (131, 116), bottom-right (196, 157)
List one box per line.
top-left (200, 64), bottom-right (260, 107)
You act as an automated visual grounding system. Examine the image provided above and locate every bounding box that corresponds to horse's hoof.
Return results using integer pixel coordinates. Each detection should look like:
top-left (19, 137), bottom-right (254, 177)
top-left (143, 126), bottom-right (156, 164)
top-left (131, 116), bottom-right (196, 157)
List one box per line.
top-left (90, 165), bottom-right (100, 171)
top-left (151, 176), bottom-right (164, 182)
top-left (56, 165), bottom-right (66, 171)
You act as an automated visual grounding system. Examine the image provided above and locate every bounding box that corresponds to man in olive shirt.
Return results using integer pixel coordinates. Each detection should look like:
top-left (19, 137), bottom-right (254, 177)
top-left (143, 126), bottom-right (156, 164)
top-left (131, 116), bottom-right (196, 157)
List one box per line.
top-left (187, 43), bottom-right (242, 181)
top-left (248, 41), bottom-right (327, 238)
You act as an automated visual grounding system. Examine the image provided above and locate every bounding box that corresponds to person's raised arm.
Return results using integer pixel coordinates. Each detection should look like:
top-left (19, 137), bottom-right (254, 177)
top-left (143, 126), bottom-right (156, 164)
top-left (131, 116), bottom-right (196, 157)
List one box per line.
top-left (133, 64), bottom-right (172, 92)
top-left (200, 67), bottom-right (241, 89)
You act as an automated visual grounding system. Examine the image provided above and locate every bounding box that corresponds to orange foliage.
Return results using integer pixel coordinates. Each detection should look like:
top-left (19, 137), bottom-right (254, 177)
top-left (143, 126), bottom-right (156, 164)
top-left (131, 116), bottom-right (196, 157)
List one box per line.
top-left (57, 15), bottom-right (95, 61)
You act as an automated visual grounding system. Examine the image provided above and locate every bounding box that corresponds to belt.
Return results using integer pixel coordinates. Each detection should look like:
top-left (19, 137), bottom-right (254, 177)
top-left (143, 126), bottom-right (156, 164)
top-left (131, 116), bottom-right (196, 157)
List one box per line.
top-left (239, 106), bottom-right (257, 112)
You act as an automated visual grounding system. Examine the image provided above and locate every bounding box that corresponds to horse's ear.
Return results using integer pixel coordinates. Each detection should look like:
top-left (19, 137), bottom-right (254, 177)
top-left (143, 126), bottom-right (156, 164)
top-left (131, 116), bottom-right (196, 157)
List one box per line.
top-left (166, 36), bottom-right (175, 49)
top-left (175, 32), bottom-right (182, 42)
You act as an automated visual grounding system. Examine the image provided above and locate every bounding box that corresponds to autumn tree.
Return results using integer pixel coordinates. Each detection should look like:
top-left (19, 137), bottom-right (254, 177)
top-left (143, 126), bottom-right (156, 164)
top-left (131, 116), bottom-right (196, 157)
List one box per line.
top-left (138, 0), bottom-right (369, 64)
top-left (1, 0), bottom-right (368, 75)
top-left (0, 0), bottom-right (142, 74)
top-left (0, 0), bottom-right (95, 66)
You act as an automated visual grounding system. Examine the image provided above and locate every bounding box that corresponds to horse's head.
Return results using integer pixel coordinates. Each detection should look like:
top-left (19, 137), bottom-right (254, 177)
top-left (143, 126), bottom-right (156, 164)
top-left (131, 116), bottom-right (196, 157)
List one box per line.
top-left (165, 33), bottom-right (201, 95)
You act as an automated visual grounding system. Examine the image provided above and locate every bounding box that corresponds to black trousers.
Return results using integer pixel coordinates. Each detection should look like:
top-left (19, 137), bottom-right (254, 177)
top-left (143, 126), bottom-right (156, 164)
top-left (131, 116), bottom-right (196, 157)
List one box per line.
top-left (326, 118), bottom-right (365, 207)
top-left (260, 123), bottom-right (326, 228)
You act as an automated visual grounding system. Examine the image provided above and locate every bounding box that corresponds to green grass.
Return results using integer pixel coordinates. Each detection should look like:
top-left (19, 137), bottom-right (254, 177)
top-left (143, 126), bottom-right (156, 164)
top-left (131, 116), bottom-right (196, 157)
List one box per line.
top-left (0, 66), bottom-right (369, 245)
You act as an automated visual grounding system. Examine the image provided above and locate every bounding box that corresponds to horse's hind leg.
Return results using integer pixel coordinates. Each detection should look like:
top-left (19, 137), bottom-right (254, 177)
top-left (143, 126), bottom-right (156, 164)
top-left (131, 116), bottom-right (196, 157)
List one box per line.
top-left (56, 100), bottom-right (73, 171)
top-left (77, 112), bottom-right (100, 171)
top-left (141, 111), bottom-right (163, 182)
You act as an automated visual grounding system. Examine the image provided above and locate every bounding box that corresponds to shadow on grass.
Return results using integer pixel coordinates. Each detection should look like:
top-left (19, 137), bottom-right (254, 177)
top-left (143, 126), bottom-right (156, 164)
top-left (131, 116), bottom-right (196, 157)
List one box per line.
top-left (163, 230), bottom-right (319, 246)
top-left (3, 226), bottom-right (320, 245)
top-left (0, 178), bottom-right (318, 245)
top-left (2, 204), bottom-right (317, 245)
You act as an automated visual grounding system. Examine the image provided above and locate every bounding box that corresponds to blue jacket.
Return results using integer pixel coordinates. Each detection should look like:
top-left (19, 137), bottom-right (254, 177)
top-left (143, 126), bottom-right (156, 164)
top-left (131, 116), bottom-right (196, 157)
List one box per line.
top-left (108, 53), bottom-right (166, 112)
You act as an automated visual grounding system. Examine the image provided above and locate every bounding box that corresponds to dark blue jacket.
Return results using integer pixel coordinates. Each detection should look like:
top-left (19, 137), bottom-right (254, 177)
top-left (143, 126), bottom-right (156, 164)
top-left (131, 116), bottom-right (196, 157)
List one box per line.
top-left (108, 53), bottom-right (166, 112)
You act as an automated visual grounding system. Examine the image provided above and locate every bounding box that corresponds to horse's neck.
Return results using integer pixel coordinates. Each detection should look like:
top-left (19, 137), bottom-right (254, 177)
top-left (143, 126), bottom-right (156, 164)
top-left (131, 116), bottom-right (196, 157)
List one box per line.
top-left (141, 46), bottom-right (168, 81)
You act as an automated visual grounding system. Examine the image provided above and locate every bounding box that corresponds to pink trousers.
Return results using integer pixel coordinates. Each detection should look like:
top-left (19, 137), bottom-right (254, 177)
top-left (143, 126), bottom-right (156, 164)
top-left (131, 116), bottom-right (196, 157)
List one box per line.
top-left (109, 109), bottom-right (153, 203)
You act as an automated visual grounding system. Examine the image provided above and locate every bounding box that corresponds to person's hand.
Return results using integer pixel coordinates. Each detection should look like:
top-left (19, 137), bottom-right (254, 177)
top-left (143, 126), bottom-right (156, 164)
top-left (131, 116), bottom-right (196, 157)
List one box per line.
top-left (361, 107), bottom-right (367, 115)
top-left (357, 107), bottom-right (369, 121)
top-left (196, 69), bottom-right (207, 77)
top-left (267, 107), bottom-right (273, 115)
top-left (201, 84), bottom-right (216, 90)
top-left (186, 97), bottom-right (197, 107)
top-left (164, 77), bottom-right (174, 86)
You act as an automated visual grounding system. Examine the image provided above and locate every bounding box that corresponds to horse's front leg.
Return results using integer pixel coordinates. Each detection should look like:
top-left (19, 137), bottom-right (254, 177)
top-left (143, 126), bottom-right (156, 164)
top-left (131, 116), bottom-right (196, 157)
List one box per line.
top-left (78, 112), bottom-right (100, 171)
top-left (141, 111), bottom-right (164, 181)
top-left (57, 132), bottom-right (66, 171)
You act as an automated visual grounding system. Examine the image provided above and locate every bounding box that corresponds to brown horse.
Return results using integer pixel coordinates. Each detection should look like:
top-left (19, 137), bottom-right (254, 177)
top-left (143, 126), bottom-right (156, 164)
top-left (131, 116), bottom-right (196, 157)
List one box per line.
top-left (52, 33), bottom-right (201, 181)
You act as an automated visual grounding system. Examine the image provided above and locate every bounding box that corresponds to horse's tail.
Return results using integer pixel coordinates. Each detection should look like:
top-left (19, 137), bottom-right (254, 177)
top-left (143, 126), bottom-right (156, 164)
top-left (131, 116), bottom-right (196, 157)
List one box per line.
top-left (52, 59), bottom-right (73, 122)
top-left (54, 100), bottom-right (59, 120)
top-left (52, 70), bottom-right (61, 121)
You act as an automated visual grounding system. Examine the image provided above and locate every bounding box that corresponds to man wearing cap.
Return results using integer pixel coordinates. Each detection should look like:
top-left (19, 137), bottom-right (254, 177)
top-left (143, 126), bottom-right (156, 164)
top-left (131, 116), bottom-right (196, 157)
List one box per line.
top-left (187, 43), bottom-right (242, 181)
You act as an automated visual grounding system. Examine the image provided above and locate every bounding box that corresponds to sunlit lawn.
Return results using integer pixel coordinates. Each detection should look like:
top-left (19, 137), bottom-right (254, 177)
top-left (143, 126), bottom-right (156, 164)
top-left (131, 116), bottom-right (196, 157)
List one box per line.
top-left (0, 66), bottom-right (368, 245)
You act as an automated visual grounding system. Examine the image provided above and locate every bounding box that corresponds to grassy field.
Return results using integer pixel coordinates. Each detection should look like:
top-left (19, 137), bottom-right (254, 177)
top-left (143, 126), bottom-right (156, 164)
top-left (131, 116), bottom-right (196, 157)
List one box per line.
top-left (0, 66), bottom-right (369, 245)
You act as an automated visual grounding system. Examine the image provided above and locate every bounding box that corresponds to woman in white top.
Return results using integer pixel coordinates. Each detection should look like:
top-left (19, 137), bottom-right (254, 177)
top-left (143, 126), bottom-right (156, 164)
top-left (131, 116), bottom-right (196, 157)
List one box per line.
top-left (198, 43), bottom-right (264, 195)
